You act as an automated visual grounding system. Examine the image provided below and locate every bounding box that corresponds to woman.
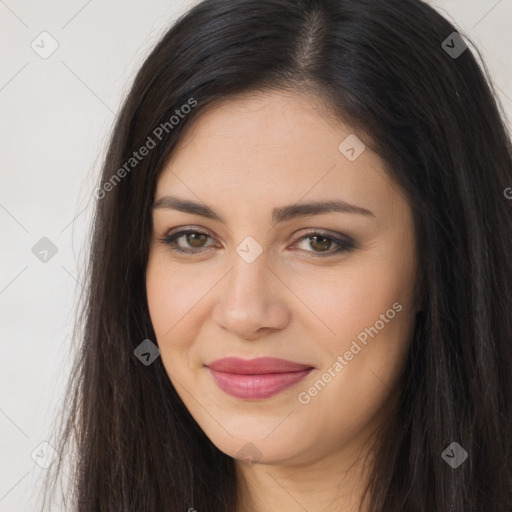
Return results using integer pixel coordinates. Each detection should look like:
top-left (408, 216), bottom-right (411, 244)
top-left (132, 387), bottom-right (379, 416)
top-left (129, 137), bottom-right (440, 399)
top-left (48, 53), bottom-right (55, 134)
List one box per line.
top-left (42, 0), bottom-right (512, 510)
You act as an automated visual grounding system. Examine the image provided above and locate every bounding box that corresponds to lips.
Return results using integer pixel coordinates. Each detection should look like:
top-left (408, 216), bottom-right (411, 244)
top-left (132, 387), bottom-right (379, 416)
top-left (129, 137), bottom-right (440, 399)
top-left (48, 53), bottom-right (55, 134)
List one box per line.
top-left (206, 357), bottom-right (314, 400)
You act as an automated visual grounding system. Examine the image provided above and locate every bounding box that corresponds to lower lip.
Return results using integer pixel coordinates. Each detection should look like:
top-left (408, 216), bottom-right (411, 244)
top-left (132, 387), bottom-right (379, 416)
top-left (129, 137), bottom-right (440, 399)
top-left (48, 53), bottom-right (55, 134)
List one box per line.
top-left (208, 367), bottom-right (313, 400)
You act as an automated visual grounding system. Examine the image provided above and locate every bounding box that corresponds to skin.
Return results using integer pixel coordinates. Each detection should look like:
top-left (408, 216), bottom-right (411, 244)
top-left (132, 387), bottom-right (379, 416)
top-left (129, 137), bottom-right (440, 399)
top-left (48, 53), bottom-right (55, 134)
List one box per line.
top-left (146, 90), bottom-right (418, 512)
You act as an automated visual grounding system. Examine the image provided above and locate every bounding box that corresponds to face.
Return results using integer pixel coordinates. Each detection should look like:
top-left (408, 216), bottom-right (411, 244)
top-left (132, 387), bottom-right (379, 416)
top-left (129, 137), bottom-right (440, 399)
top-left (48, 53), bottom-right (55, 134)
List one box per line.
top-left (146, 90), bottom-right (418, 468)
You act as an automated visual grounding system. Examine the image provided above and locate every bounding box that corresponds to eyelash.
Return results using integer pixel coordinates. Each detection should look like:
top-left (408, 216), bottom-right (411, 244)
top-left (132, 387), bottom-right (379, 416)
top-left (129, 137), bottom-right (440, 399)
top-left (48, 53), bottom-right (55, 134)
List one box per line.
top-left (158, 228), bottom-right (355, 258)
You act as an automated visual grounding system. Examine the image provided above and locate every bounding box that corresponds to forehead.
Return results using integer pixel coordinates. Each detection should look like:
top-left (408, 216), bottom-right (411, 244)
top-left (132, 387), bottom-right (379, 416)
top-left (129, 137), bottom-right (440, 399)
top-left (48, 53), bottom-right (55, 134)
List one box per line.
top-left (155, 90), bottom-right (399, 220)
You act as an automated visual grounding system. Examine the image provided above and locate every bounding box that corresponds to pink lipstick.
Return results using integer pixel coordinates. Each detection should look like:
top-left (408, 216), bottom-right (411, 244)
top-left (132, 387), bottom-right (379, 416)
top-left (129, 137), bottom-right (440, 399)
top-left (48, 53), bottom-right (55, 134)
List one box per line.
top-left (207, 357), bottom-right (313, 400)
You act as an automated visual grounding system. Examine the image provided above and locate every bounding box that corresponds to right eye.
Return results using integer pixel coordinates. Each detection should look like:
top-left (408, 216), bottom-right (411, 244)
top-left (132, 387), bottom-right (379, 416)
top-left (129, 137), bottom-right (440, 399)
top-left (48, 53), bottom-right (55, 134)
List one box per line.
top-left (159, 229), bottom-right (220, 254)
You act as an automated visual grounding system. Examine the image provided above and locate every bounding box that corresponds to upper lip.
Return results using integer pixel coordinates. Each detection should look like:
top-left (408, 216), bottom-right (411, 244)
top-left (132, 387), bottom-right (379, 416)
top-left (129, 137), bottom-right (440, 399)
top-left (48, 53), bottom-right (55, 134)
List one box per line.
top-left (207, 357), bottom-right (313, 374)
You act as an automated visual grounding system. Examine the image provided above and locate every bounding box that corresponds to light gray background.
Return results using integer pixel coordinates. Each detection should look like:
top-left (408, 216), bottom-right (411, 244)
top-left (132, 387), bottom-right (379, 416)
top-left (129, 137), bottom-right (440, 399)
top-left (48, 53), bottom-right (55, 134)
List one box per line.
top-left (1, 1), bottom-right (511, 510)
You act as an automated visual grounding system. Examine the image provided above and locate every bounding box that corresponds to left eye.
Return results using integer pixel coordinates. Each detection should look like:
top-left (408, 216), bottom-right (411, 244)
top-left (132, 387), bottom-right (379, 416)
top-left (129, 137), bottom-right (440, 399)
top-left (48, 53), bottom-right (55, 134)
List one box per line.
top-left (293, 233), bottom-right (353, 255)
top-left (160, 229), bottom-right (354, 257)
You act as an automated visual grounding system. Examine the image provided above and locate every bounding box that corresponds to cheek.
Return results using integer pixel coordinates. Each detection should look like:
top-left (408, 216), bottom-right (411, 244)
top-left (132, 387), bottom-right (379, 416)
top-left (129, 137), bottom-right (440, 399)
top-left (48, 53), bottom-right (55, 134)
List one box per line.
top-left (293, 260), bottom-right (413, 343)
top-left (293, 245), bottom-right (416, 399)
top-left (145, 254), bottom-right (199, 356)
top-left (293, 270), bottom-right (415, 449)
top-left (289, 219), bottom-right (416, 340)
top-left (146, 259), bottom-right (172, 336)
top-left (146, 251), bottom-right (227, 380)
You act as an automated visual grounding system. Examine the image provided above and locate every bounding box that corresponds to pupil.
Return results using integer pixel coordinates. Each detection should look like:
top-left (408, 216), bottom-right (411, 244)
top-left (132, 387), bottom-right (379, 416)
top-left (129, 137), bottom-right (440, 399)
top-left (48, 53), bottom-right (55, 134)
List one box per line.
top-left (188, 233), bottom-right (206, 247)
top-left (311, 235), bottom-right (330, 251)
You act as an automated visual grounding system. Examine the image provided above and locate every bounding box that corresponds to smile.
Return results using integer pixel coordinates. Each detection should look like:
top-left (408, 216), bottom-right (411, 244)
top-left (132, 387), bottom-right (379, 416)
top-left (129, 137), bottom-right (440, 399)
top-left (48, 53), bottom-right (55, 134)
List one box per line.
top-left (206, 357), bottom-right (314, 400)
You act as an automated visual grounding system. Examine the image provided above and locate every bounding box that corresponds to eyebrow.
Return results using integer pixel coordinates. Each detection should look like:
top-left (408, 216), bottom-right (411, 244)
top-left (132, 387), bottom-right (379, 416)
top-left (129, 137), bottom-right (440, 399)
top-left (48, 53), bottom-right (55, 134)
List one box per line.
top-left (152, 195), bottom-right (375, 224)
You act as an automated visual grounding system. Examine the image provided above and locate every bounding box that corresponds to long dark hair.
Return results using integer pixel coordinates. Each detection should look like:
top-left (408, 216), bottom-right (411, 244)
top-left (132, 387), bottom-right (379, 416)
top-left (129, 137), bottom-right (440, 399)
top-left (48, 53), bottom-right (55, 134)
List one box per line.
top-left (41, 0), bottom-right (512, 510)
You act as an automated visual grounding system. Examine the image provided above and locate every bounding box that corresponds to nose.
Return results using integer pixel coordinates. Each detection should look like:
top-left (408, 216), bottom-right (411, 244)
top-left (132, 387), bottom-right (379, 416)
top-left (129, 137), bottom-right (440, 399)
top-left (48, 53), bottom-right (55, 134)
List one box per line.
top-left (211, 250), bottom-right (291, 340)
